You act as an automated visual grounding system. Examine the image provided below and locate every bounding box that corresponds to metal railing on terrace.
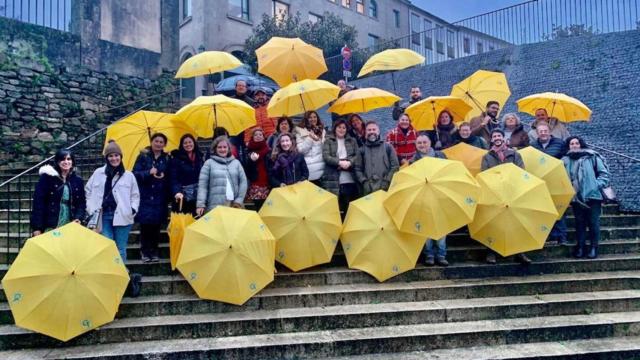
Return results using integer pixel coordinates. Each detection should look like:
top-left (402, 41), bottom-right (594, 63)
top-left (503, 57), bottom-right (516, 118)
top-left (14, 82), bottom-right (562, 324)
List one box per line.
top-left (0, 0), bottom-right (73, 32)
top-left (325, 0), bottom-right (640, 83)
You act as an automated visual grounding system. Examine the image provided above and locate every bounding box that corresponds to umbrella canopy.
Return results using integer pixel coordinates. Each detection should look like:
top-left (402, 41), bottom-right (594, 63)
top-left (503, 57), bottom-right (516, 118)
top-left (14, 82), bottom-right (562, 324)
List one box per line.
top-left (176, 95), bottom-right (256, 138)
top-left (516, 92), bottom-right (591, 122)
top-left (105, 110), bottom-right (195, 170)
top-left (259, 181), bottom-right (342, 272)
top-left (450, 70), bottom-right (511, 120)
top-left (442, 142), bottom-right (489, 177)
top-left (469, 163), bottom-right (559, 257)
top-left (215, 74), bottom-right (279, 95)
top-left (256, 37), bottom-right (327, 87)
top-left (267, 79), bottom-right (340, 118)
top-left (1, 222), bottom-right (129, 341)
top-left (341, 191), bottom-right (426, 282)
top-left (176, 207), bottom-right (276, 305)
top-left (327, 87), bottom-right (400, 115)
top-left (175, 51), bottom-right (243, 78)
top-left (357, 48), bottom-right (425, 77)
top-left (384, 157), bottom-right (480, 239)
top-left (405, 95), bottom-right (474, 131)
top-left (518, 146), bottom-right (576, 219)
top-left (168, 210), bottom-right (196, 270)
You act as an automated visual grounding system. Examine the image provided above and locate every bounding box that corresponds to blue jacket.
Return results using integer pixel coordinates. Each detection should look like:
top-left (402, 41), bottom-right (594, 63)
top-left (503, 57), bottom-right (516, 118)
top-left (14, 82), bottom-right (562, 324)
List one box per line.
top-left (133, 149), bottom-right (170, 224)
top-left (532, 136), bottom-right (565, 159)
top-left (168, 149), bottom-right (204, 196)
top-left (30, 165), bottom-right (86, 232)
top-left (562, 149), bottom-right (610, 202)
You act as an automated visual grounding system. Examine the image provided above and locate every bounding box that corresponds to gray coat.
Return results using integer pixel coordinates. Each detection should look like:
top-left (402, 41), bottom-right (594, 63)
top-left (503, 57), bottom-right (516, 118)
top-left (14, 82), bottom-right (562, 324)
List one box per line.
top-left (321, 134), bottom-right (359, 195)
top-left (197, 155), bottom-right (248, 211)
top-left (355, 139), bottom-right (400, 194)
top-left (481, 149), bottom-right (525, 171)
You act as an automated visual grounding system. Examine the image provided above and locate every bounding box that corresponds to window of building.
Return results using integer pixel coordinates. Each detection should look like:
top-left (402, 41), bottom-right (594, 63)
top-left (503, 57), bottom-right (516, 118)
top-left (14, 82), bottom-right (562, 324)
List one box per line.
top-left (180, 53), bottom-right (195, 99)
top-left (446, 30), bottom-right (455, 59)
top-left (182, 0), bottom-right (192, 19)
top-left (356, 0), bottom-right (364, 14)
top-left (436, 24), bottom-right (444, 54)
top-left (411, 13), bottom-right (420, 46)
top-left (229, 0), bottom-right (249, 21)
top-left (477, 42), bottom-right (484, 53)
top-left (423, 19), bottom-right (433, 50)
top-left (393, 10), bottom-right (400, 28)
top-left (342, 0), bottom-right (351, 8)
top-left (368, 0), bottom-right (378, 18)
top-left (463, 37), bottom-right (470, 54)
top-left (309, 12), bottom-right (323, 24)
top-left (273, 1), bottom-right (288, 22)
top-left (489, 45), bottom-right (495, 51)
top-left (368, 33), bottom-right (379, 48)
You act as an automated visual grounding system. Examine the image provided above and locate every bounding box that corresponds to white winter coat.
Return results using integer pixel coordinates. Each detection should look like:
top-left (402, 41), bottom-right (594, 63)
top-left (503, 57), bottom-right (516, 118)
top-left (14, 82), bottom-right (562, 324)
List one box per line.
top-left (295, 127), bottom-right (325, 181)
top-left (85, 165), bottom-right (140, 226)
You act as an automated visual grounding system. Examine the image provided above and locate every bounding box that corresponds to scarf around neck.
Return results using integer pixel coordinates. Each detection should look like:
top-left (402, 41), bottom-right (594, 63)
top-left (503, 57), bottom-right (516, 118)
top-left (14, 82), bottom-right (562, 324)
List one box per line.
top-left (490, 142), bottom-right (508, 162)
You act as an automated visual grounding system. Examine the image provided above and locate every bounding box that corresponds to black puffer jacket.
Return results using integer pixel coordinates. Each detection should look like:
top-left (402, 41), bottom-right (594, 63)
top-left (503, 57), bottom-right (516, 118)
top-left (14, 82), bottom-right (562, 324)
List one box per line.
top-left (30, 165), bottom-right (86, 232)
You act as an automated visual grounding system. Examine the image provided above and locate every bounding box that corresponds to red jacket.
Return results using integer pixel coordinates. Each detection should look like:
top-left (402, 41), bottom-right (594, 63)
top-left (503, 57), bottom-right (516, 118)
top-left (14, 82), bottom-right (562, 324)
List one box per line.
top-left (386, 126), bottom-right (417, 162)
top-left (244, 104), bottom-right (277, 143)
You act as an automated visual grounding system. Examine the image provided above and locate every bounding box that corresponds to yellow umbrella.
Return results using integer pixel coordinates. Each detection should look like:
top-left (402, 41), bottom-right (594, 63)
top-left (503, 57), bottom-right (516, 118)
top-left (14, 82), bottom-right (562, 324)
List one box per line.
top-left (175, 51), bottom-right (242, 78)
top-left (105, 110), bottom-right (195, 170)
top-left (450, 70), bottom-right (511, 120)
top-left (259, 181), bottom-right (342, 272)
top-left (341, 190), bottom-right (426, 282)
top-left (442, 142), bottom-right (488, 177)
top-left (469, 163), bottom-right (559, 257)
top-left (1, 222), bottom-right (129, 341)
top-left (176, 95), bottom-right (256, 138)
top-left (405, 95), bottom-right (474, 131)
top-left (518, 146), bottom-right (576, 219)
top-left (168, 203), bottom-right (196, 270)
top-left (256, 37), bottom-right (327, 87)
top-left (176, 207), bottom-right (276, 305)
top-left (327, 87), bottom-right (400, 115)
top-left (357, 48), bottom-right (425, 77)
top-left (384, 157), bottom-right (480, 239)
top-left (267, 79), bottom-right (340, 118)
top-left (516, 92), bottom-right (591, 122)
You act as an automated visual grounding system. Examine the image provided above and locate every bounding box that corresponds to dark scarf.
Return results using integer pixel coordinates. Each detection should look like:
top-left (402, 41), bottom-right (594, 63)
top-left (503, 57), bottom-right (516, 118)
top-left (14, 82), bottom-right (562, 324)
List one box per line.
top-left (490, 142), bottom-right (508, 162)
top-left (566, 149), bottom-right (591, 160)
top-left (307, 124), bottom-right (324, 138)
top-left (247, 138), bottom-right (270, 157)
top-left (435, 121), bottom-right (456, 148)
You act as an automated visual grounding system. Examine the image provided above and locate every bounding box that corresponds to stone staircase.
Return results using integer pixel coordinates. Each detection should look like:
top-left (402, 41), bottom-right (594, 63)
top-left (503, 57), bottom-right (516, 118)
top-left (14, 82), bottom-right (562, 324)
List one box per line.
top-left (1, 163), bottom-right (640, 358)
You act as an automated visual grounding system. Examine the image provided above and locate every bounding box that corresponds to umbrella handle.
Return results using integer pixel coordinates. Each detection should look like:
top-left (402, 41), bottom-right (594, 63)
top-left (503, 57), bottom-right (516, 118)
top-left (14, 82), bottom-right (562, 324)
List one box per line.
top-left (179, 197), bottom-right (183, 212)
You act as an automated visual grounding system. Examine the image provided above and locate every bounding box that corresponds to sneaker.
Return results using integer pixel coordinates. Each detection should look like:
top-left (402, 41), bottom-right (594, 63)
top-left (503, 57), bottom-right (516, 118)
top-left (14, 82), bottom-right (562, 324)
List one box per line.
top-left (485, 252), bottom-right (496, 264)
top-left (150, 255), bottom-right (159, 263)
top-left (558, 239), bottom-right (569, 246)
top-left (424, 257), bottom-right (435, 266)
top-left (435, 257), bottom-right (449, 267)
top-left (515, 253), bottom-right (532, 265)
top-left (141, 254), bottom-right (151, 263)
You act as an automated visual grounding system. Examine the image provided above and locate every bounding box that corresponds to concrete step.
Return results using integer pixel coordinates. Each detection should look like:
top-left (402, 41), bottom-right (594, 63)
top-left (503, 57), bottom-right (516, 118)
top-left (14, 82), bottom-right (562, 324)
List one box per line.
top-left (2, 311), bottom-right (640, 359)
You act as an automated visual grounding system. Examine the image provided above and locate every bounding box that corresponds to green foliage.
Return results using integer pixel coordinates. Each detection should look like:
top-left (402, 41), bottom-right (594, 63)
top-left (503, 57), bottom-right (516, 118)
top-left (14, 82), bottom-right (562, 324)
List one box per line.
top-left (60, 102), bottom-right (84, 118)
top-left (244, 12), bottom-right (359, 71)
top-left (543, 24), bottom-right (597, 41)
top-left (550, 60), bottom-right (561, 70)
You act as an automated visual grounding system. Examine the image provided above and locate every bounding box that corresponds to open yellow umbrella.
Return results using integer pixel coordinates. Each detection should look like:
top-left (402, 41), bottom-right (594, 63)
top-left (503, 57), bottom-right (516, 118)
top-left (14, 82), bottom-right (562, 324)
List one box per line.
top-left (176, 95), bottom-right (256, 138)
top-left (256, 37), bottom-right (327, 87)
top-left (358, 48), bottom-right (425, 77)
top-left (267, 79), bottom-right (340, 118)
top-left (175, 51), bottom-right (243, 78)
top-left (105, 110), bottom-right (195, 170)
top-left (516, 92), bottom-right (591, 122)
top-left (469, 163), bottom-right (559, 257)
top-left (1, 222), bottom-right (129, 341)
top-left (518, 146), bottom-right (576, 219)
top-left (327, 87), bottom-right (400, 115)
top-left (259, 181), bottom-right (342, 272)
top-left (442, 142), bottom-right (488, 177)
top-left (168, 200), bottom-right (196, 270)
top-left (450, 70), bottom-right (511, 120)
top-left (405, 96), bottom-right (474, 131)
top-left (341, 191), bottom-right (426, 282)
top-left (384, 157), bottom-right (480, 239)
top-left (176, 207), bottom-right (276, 305)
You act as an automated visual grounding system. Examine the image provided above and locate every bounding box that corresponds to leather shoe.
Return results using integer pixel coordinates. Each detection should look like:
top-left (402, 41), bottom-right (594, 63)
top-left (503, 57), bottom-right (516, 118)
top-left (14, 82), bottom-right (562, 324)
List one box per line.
top-left (424, 257), bottom-right (435, 266)
top-left (515, 253), bottom-right (531, 265)
top-left (587, 247), bottom-right (598, 259)
top-left (436, 257), bottom-right (449, 267)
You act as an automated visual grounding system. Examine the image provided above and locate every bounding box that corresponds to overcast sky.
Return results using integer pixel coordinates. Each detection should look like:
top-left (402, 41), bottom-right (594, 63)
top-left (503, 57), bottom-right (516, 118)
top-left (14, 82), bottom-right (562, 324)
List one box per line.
top-left (411, 0), bottom-right (526, 22)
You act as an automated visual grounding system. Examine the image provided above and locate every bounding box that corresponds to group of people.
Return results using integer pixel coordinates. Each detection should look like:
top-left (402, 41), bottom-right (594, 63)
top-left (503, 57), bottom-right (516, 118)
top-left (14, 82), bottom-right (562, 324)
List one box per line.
top-left (29, 80), bottom-right (610, 271)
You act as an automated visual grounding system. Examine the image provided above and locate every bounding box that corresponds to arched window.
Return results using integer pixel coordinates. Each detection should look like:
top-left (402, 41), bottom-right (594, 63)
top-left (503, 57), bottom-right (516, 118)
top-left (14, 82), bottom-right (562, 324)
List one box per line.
top-left (180, 53), bottom-right (195, 99)
top-left (368, 0), bottom-right (377, 18)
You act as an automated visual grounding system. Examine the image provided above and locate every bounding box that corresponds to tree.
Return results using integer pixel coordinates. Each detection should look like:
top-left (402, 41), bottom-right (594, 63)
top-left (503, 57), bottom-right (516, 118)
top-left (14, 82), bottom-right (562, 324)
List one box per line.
top-left (543, 24), bottom-right (597, 40)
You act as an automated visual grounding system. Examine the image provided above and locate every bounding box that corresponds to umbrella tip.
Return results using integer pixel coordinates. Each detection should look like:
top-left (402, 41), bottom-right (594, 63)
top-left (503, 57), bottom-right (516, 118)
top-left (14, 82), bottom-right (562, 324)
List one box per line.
top-left (229, 245), bottom-right (232, 249)
top-left (302, 216), bottom-right (306, 221)
top-left (71, 270), bottom-right (75, 275)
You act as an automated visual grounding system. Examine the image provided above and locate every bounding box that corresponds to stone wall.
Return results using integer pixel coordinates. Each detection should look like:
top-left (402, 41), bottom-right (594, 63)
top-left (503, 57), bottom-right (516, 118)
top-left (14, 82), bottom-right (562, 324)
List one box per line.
top-left (352, 29), bottom-right (640, 212)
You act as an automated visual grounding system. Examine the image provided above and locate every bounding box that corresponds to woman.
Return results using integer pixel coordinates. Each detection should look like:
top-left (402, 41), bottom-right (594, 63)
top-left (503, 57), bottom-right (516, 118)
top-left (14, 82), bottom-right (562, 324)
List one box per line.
top-left (212, 127), bottom-right (238, 158)
top-left (454, 122), bottom-right (488, 149)
top-left (245, 128), bottom-right (271, 210)
top-left (169, 134), bottom-right (204, 215)
top-left (269, 133), bottom-right (309, 187)
top-left (348, 114), bottom-right (366, 147)
top-left (86, 140), bottom-right (140, 262)
top-left (386, 113), bottom-right (417, 165)
top-left (562, 136), bottom-right (610, 259)
top-left (31, 149), bottom-right (86, 236)
top-left (501, 113), bottom-right (529, 149)
top-left (427, 110), bottom-right (457, 150)
top-left (322, 119), bottom-right (360, 218)
top-left (196, 136), bottom-right (248, 216)
top-left (294, 111), bottom-right (325, 185)
top-left (267, 117), bottom-right (294, 149)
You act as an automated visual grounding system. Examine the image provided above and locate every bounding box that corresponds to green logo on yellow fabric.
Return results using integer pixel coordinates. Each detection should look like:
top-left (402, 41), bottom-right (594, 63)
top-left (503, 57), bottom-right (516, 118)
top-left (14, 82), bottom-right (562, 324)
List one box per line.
top-left (539, 156), bottom-right (546, 165)
top-left (203, 216), bottom-right (211, 222)
top-left (114, 257), bottom-right (121, 264)
top-left (523, 173), bottom-right (530, 180)
top-left (540, 225), bottom-right (549, 232)
top-left (12, 293), bottom-right (22, 303)
top-left (249, 282), bottom-right (257, 291)
top-left (278, 251), bottom-right (285, 259)
top-left (52, 230), bottom-right (61, 237)
top-left (465, 197), bottom-right (475, 205)
top-left (81, 319), bottom-right (91, 328)
top-left (344, 243), bottom-right (351, 251)
top-left (190, 272), bottom-right (197, 281)
top-left (266, 200), bottom-right (273, 207)
top-left (364, 195), bottom-right (372, 201)
top-left (487, 237), bottom-right (495, 244)
top-left (392, 265), bottom-right (399, 273)
top-left (259, 224), bottom-right (266, 231)
top-left (414, 222), bottom-right (422, 232)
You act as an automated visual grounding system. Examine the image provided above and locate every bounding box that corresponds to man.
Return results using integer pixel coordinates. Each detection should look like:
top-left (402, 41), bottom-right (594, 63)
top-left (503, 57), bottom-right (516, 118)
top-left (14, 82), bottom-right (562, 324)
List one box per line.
top-left (385, 113), bottom-right (417, 165)
top-left (392, 86), bottom-right (422, 121)
top-left (454, 122), bottom-right (488, 149)
top-left (531, 122), bottom-right (565, 159)
top-left (228, 79), bottom-right (254, 166)
top-left (244, 87), bottom-right (277, 143)
top-left (410, 134), bottom-right (449, 267)
top-left (355, 121), bottom-right (400, 195)
top-left (528, 108), bottom-right (570, 143)
top-left (481, 129), bottom-right (531, 265)
top-left (470, 101), bottom-right (502, 144)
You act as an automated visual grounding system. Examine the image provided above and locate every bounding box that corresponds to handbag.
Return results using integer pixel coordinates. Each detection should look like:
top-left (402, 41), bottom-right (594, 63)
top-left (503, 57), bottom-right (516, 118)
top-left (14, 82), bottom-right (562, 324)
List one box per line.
top-left (84, 209), bottom-right (103, 232)
top-left (181, 184), bottom-right (198, 202)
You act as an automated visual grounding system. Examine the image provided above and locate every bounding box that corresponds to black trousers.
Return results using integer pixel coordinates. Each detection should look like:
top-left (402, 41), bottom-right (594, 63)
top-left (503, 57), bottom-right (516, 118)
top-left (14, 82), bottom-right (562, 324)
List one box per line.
top-left (140, 223), bottom-right (162, 258)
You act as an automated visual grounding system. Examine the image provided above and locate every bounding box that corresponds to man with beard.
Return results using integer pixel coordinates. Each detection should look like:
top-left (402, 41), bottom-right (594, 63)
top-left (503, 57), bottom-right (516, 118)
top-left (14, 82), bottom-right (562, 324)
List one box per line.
top-left (481, 129), bottom-right (531, 265)
top-left (228, 79), bottom-right (254, 166)
top-left (392, 86), bottom-right (423, 121)
top-left (355, 121), bottom-right (399, 195)
top-left (470, 101), bottom-right (502, 144)
top-left (528, 108), bottom-right (570, 143)
top-left (244, 87), bottom-right (277, 143)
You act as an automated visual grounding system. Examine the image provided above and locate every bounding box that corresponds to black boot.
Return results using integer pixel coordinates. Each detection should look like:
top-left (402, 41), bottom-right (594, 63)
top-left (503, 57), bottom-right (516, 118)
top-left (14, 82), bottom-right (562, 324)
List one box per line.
top-left (573, 246), bottom-right (585, 258)
top-left (515, 253), bottom-right (532, 265)
top-left (587, 246), bottom-right (598, 259)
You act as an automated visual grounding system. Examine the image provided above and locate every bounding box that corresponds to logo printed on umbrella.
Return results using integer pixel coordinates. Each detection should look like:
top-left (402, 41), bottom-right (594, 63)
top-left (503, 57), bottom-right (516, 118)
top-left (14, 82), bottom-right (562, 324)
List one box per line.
top-left (191, 62), bottom-right (199, 69)
top-left (298, 85), bottom-right (306, 91)
top-left (539, 156), bottom-right (547, 165)
top-left (317, 188), bottom-right (324, 194)
top-left (81, 319), bottom-right (92, 329)
top-left (266, 199), bottom-right (273, 207)
top-left (259, 224), bottom-right (266, 231)
top-left (249, 282), bottom-right (257, 291)
top-left (114, 257), bottom-right (121, 264)
top-left (203, 215), bottom-right (211, 222)
top-left (12, 292), bottom-right (22, 303)
top-left (540, 225), bottom-right (549, 232)
top-left (278, 250), bottom-right (285, 259)
top-left (465, 197), bottom-right (476, 205)
top-left (344, 243), bottom-right (351, 251)
top-left (487, 237), bottom-right (495, 245)
top-left (364, 195), bottom-right (372, 201)
top-left (414, 222), bottom-right (422, 232)
top-left (523, 173), bottom-right (531, 180)
top-left (52, 230), bottom-right (62, 237)
top-left (190, 272), bottom-right (197, 281)
top-left (392, 265), bottom-right (399, 273)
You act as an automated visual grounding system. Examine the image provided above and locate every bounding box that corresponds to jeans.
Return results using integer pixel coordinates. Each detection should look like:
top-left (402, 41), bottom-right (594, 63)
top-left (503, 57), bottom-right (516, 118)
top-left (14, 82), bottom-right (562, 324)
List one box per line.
top-left (572, 200), bottom-right (602, 250)
top-left (101, 211), bottom-right (132, 262)
top-left (550, 214), bottom-right (568, 241)
top-left (423, 236), bottom-right (447, 259)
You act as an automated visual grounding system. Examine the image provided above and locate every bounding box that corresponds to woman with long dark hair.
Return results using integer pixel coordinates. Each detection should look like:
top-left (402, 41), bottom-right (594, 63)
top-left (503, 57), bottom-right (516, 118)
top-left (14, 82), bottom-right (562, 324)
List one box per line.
top-left (322, 119), bottom-right (359, 218)
top-left (269, 133), bottom-right (309, 187)
top-left (294, 110), bottom-right (325, 185)
top-left (427, 110), bottom-right (457, 150)
top-left (267, 117), bottom-right (294, 149)
top-left (348, 114), bottom-right (366, 147)
top-left (169, 133), bottom-right (204, 215)
top-left (245, 128), bottom-right (271, 209)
